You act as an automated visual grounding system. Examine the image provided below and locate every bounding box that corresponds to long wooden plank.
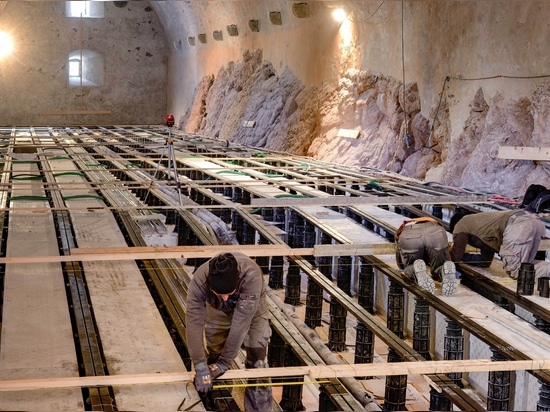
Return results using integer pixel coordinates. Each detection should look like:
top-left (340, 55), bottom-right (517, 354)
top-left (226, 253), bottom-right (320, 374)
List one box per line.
top-left (2, 359), bottom-right (550, 392)
top-left (40, 110), bottom-right (112, 115)
top-left (251, 194), bottom-right (489, 207)
top-left (498, 146), bottom-right (550, 161)
top-left (2, 238), bottom-right (547, 264)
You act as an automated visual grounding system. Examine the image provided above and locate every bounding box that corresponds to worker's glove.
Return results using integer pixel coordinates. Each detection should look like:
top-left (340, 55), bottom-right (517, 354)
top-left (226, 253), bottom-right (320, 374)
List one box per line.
top-left (194, 361), bottom-right (212, 393)
top-left (209, 362), bottom-right (228, 379)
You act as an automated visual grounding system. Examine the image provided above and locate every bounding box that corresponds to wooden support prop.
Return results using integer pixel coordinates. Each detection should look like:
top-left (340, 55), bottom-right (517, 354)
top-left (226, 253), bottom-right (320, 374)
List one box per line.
top-left (1, 359), bottom-right (550, 392)
top-left (251, 194), bottom-right (489, 207)
top-left (498, 146), bottom-right (550, 161)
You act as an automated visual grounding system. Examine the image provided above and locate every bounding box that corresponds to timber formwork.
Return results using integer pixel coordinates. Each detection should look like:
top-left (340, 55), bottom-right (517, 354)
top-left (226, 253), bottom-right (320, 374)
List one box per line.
top-left (1, 126), bottom-right (550, 411)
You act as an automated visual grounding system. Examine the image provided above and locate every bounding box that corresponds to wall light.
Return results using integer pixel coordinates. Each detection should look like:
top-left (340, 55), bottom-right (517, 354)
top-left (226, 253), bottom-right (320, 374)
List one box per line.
top-left (0, 31), bottom-right (14, 58)
top-left (332, 8), bottom-right (347, 23)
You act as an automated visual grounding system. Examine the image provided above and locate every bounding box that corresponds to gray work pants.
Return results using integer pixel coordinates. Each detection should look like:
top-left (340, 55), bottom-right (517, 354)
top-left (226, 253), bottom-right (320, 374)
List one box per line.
top-left (500, 212), bottom-right (546, 278)
top-left (396, 221), bottom-right (450, 281)
top-left (205, 306), bottom-right (272, 412)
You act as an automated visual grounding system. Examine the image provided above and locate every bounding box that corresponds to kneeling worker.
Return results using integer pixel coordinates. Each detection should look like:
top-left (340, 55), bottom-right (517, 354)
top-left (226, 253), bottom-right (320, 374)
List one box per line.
top-left (395, 217), bottom-right (457, 296)
top-left (186, 252), bottom-right (272, 411)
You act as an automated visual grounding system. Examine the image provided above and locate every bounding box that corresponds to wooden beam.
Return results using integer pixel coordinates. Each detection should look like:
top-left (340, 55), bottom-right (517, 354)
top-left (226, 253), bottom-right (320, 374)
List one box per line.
top-left (40, 110), bottom-right (112, 116)
top-left (0, 244), bottom-right (395, 264)
top-left (2, 240), bottom-right (549, 264)
top-left (251, 194), bottom-right (489, 207)
top-left (498, 146), bottom-right (550, 161)
top-left (1, 359), bottom-right (550, 392)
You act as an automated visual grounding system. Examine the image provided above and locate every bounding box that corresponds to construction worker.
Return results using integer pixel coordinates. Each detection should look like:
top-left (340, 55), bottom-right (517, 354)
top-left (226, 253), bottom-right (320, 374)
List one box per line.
top-left (186, 252), bottom-right (272, 411)
top-left (395, 217), bottom-right (457, 296)
top-left (449, 200), bottom-right (549, 279)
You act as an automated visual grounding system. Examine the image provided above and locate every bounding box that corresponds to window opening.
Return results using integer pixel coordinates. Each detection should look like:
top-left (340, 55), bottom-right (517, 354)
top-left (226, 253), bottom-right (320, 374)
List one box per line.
top-left (67, 50), bottom-right (103, 87)
top-left (66, 1), bottom-right (104, 18)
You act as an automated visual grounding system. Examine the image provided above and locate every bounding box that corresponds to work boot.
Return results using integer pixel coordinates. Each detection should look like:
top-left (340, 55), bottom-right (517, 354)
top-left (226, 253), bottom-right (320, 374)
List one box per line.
top-left (441, 261), bottom-right (458, 296)
top-left (413, 260), bottom-right (435, 294)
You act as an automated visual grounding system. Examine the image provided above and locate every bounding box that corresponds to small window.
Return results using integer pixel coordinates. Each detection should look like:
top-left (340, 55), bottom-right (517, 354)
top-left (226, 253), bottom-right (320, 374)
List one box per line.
top-left (69, 58), bottom-right (81, 77)
top-left (66, 1), bottom-right (104, 18)
top-left (67, 50), bottom-right (103, 86)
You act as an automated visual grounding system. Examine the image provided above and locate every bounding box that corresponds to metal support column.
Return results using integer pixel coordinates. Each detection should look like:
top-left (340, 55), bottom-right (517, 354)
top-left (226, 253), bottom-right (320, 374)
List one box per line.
top-left (327, 299), bottom-right (347, 352)
top-left (285, 259), bottom-right (301, 306)
top-left (318, 231), bottom-right (333, 280)
top-left (355, 257), bottom-right (375, 371)
top-left (231, 188), bottom-right (244, 241)
top-left (444, 319), bottom-right (464, 387)
top-left (487, 348), bottom-right (510, 411)
top-left (430, 387), bottom-right (451, 411)
top-left (384, 280), bottom-right (407, 411)
top-left (328, 245), bottom-right (350, 351)
top-left (534, 315), bottom-right (550, 410)
top-left (336, 255), bottom-right (352, 297)
top-left (268, 255), bottom-right (284, 289)
top-left (279, 344), bottom-right (305, 411)
top-left (412, 297), bottom-right (431, 360)
top-left (304, 221), bottom-right (322, 328)
top-left (432, 204), bottom-right (443, 219)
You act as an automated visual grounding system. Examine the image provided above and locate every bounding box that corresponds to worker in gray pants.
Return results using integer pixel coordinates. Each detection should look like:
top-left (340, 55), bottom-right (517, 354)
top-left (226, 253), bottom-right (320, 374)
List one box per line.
top-left (186, 252), bottom-right (272, 411)
top-left (395, 217), bottom-right (457, 296)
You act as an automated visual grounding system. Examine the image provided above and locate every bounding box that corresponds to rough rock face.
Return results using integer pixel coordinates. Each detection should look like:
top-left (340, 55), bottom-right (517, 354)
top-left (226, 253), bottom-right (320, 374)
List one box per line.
top-left (182, 49), bottom-right (320, 155)
top-left (183, 50), bottom-right (550, 197)
top-left (308, 69), bottom-right (438, 180)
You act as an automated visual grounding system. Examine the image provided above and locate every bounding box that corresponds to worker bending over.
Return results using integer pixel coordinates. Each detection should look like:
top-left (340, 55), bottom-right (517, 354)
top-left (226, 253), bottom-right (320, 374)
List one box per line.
top-left (395, 217), bottom-right (457, 296)
top-left (450, 192), bottom-right (550, 279)
top-left (186, 252), bottom-right (272, 411)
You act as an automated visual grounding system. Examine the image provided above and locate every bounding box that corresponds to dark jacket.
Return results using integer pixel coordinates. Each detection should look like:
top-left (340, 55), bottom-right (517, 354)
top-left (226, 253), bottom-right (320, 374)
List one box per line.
top-left (450, 210), bottom-right (517, 266)
top-left (185, 252), bottom-right (268, 367)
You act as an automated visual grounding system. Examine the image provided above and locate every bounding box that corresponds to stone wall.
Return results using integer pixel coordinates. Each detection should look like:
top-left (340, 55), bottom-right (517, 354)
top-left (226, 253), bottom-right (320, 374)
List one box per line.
top-left (0, 1), bottom-right (168, 125)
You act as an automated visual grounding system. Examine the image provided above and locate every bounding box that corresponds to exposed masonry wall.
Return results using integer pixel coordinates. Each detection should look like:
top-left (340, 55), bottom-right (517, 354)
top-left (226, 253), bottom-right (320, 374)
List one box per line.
top-left (0, 1), bottom-right (168, 126)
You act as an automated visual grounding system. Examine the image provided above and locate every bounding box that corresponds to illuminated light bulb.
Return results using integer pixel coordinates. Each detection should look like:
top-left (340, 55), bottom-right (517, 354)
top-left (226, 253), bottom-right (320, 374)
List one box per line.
top-left (332, 8), bottom-right (347, 23)
top-left (0, 31), bottom-right (14, 58)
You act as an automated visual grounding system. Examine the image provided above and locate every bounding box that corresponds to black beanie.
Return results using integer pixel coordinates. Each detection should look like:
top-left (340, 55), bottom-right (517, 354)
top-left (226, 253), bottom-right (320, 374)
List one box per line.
top-left (209, 253), bottom-right (239, 294)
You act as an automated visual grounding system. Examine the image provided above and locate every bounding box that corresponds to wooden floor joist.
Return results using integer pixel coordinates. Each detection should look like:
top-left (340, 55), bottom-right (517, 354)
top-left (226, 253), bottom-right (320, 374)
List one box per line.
top-left (2, 359), bottom-right (550, 392)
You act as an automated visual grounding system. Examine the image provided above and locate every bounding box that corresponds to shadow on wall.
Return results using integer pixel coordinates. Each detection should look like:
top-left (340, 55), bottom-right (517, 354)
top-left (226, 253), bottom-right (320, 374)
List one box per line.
top-left (180, 49), bottom-right (550, 198)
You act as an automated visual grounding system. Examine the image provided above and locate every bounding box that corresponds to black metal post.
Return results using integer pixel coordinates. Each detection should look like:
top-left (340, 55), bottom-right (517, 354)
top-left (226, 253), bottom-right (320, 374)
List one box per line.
top-left (487, 349), bottom-right (510, 411)
top-left (285, 259), bottom-right (301, 306)
top-left (429, 387), bottom-right (451, 411)
top-left (318, 231), bottom-right (333, 280)
top-left (444, 319), bottom-right (464, 386)
top-left (412, 297), bottom-right (431, 360)
top-left (336, 255), bottom-right (352, 297)
top-left (355, 258), bottom-right (375, 371)
top-left (384, 280), bottom-right (407, 411)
